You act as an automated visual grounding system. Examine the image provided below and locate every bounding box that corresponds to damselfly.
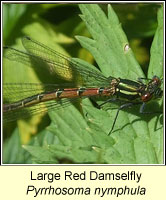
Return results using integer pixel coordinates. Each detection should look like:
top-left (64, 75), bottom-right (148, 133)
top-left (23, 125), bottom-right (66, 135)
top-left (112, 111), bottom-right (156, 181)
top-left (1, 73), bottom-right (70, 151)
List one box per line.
top-left (3, 36), bottom-right (163, 135)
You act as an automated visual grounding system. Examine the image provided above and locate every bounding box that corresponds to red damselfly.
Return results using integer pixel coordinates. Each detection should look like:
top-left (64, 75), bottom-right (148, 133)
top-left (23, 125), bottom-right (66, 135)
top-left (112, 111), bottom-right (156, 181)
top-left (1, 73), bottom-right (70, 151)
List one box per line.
top-left (3, 36), bottom-right (163, 135)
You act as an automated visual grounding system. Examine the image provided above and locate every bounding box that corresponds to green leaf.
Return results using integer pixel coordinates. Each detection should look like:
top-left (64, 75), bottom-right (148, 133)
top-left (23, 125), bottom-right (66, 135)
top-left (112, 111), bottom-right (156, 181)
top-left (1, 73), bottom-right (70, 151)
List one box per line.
top-left (148, 5), bottom-right (163, 78)
top-left (78, 4), bottom-right (144, 79)
top-left (3, 128), bottom-right (31, 164)
top-left (23, 144), bottom-right (59, 164)
top-left (3, 4), bottom-right (28, 41)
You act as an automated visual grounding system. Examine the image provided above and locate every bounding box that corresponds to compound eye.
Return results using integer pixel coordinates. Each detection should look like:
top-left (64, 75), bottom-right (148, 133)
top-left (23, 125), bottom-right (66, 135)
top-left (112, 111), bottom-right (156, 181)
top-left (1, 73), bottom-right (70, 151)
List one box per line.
top-left (141, 93), bottom-right (152, 102)
top-left (152, 76), bottom-right (161, 86)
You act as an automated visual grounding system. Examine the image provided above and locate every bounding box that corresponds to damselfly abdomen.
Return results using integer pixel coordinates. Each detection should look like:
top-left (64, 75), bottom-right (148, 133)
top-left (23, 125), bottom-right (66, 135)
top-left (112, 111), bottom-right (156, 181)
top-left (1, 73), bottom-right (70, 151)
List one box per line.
top-left (3, 36), bottom-right (163, 134)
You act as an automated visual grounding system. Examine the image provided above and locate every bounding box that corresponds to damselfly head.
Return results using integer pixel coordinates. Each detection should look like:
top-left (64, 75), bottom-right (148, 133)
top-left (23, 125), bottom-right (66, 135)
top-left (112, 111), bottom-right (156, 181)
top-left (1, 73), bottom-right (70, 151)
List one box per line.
top-left (141, 76), bottom-right (163, 102)
top-left (150, 76), bottom-right (163, 99)
top-left (151, 76), bottom-right (162, 86)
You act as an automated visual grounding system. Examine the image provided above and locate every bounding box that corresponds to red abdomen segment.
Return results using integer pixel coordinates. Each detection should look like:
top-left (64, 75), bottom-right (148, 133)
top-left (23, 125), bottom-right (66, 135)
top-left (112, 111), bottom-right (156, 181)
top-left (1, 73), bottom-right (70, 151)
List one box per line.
top-left (3, 87), bottom-right (115, 112)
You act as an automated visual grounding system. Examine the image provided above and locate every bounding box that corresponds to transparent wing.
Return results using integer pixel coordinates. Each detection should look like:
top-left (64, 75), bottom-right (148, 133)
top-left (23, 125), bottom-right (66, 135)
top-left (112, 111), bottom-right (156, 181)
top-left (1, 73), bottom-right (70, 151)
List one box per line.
top-left (3, 97), bottom-right (84, 123)
top-left (3, 83), bottom-right (97, 123)
top-left (3, 83), bottom-right (81, 103)
top-left (3, 36), bottom-right (114, 122)
top-left (3, 36), bottom-right (113, 87)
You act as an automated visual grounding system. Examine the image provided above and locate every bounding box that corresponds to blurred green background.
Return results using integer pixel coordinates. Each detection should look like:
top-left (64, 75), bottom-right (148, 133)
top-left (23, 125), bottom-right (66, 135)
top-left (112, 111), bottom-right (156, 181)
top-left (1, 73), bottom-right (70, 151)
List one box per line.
top-left (3, 3), bottom-right (160, 75)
